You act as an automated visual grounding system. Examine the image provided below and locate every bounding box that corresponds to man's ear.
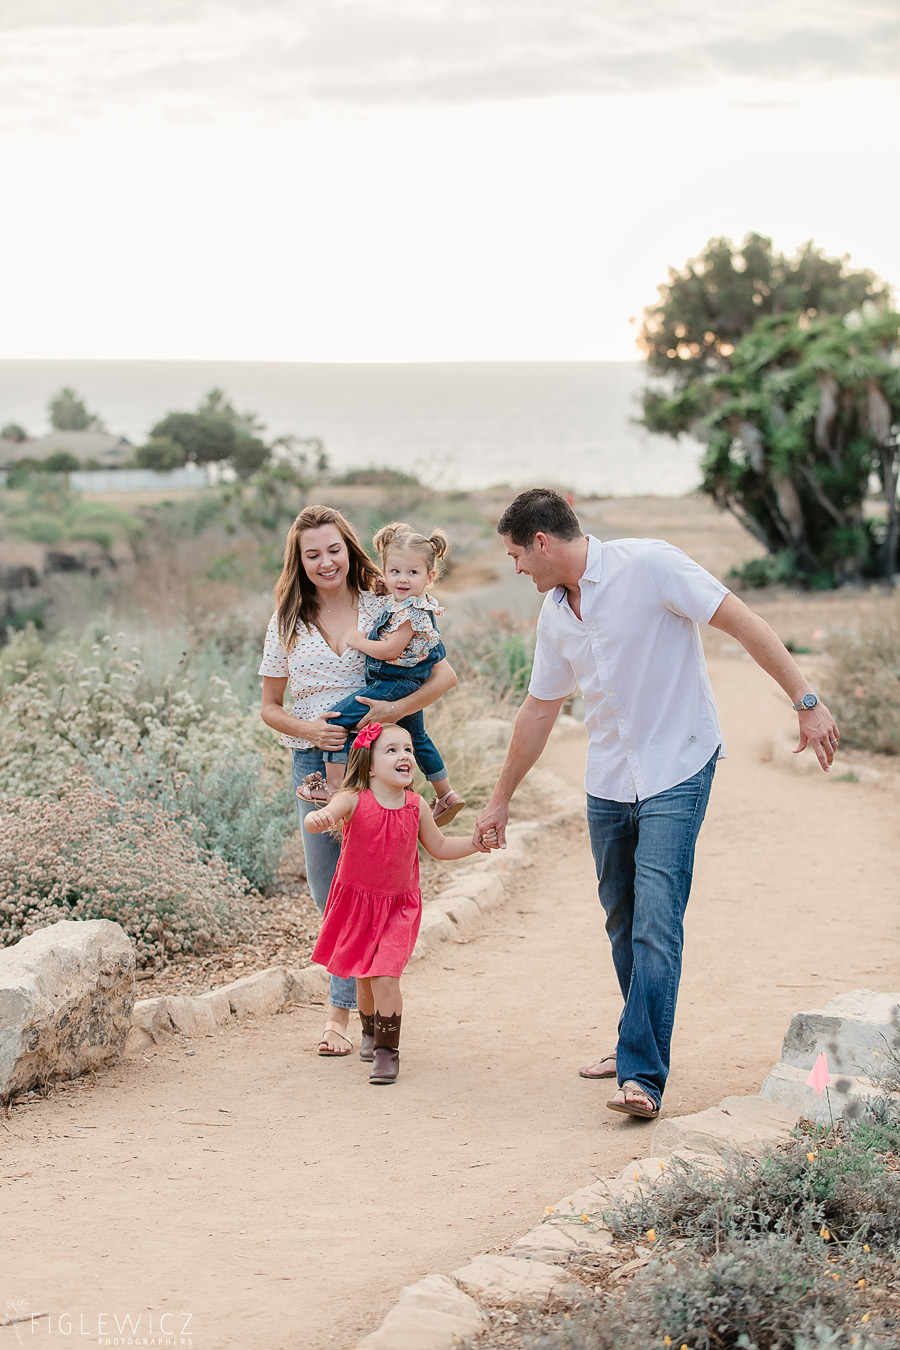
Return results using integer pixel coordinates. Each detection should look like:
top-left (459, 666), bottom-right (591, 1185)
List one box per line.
top-left (534, 531), bottom-right (549, 554)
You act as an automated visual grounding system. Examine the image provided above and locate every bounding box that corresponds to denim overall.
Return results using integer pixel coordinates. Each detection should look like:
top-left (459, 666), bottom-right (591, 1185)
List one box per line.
top-left (322, 604), bottom-right (447, 781)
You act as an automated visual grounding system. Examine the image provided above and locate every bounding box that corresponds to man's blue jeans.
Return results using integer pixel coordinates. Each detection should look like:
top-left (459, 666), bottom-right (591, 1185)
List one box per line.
top-left (586, 750), bottom-right (717, 1109)
top-left (292, 747), bottom-right (357, 1011)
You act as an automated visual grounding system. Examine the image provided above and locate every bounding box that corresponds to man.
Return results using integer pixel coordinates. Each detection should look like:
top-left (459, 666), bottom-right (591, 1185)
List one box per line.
top-left (473, 489), bottom-right (839, 1120)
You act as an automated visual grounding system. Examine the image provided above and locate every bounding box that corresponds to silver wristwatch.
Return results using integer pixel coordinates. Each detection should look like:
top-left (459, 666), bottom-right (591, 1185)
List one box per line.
top-left (792, 692), bottom-right (819, 712)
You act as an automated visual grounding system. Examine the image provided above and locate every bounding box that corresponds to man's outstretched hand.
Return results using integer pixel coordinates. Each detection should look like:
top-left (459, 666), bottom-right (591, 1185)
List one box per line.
top-left (794, 701), bottom-right (840, 773)
top-left (473, 799), bottom-right (509, 852)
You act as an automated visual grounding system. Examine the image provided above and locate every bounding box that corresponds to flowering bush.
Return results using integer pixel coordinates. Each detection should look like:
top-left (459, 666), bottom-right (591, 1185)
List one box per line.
top-left (0, 626), bottom-right (294, 960)
top-left (0, 775), bottom-right (251, 966)
top-left (0, 628), bottom-right (290, 892)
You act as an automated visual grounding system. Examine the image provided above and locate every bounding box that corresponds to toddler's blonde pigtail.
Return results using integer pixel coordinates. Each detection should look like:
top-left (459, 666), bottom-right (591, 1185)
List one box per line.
top-left (373, 521), bottom-right (413, 563)
top-left (427, 528), bottom-right (450, 569)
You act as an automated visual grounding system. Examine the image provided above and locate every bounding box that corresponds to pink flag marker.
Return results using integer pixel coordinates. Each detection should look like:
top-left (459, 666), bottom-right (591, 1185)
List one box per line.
top-left (806, 1052), bottom-right (831, 1094)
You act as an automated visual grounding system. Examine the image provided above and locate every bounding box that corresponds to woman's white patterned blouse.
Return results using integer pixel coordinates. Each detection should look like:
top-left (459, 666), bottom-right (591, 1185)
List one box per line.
top-left (258, 592), bottom-right (385, 749)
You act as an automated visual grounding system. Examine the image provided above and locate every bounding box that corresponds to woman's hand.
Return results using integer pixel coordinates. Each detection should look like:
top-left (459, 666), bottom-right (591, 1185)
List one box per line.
top-left (304, 711), bottom-right (348, 751)
top-left (354, 695), bottom-right (400, 726)
top-left (355, 659), bottom-right (457, 728)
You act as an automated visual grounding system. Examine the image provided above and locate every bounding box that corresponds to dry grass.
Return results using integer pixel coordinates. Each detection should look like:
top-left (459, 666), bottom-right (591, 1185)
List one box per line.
top-left (824, 598), bottom-right (900, 755)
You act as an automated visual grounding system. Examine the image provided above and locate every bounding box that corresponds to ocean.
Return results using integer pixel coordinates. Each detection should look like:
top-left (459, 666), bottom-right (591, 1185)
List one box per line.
top-left (0, 359), bottom-right (703, 498)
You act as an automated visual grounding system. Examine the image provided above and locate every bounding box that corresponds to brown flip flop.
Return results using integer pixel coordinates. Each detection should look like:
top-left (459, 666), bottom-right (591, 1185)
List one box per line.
top-left (606, 1080), bottom-right (660, 1119)
top-left (317, 1020), bottom-right (352, 1057)
top-left (579, 1052), bottom-right (617, 1080)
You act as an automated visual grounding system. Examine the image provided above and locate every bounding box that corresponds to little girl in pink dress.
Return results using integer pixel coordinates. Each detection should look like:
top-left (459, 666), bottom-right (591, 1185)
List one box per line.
top-left (306, 721), bottom-right (494, 1084)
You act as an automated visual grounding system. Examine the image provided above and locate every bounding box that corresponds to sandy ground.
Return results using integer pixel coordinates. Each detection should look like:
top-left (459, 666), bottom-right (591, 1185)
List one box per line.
top-left (2, 652), bottom-right (899, 1350)
top-left (3, 494), bottom-right (898, 1350)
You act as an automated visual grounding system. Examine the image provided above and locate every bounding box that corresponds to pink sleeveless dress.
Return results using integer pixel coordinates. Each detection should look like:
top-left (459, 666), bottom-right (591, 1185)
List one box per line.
top-left (311, 789), bottom-right (422, 979)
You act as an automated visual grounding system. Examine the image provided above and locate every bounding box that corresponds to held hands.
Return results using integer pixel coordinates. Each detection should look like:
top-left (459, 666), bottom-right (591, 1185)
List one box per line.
top-left (473, 799), bottom-right (509, 853)
top-left (794, 701), bottom-right (840, 772)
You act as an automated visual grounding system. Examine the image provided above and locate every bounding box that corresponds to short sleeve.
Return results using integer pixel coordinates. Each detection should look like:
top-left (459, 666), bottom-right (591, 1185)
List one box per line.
top-left (528, 604), bottom-right (577, 701)
top-left (407, 605), bottom-right (441, 635)
top-left (258, 614), bottom-right (290, 678)
top-left (643, 542), bottom-right (729, 624)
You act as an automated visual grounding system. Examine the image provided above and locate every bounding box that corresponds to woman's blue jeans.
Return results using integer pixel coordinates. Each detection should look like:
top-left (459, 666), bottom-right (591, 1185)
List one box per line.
top-left (586, 750), bottom-right (717, 1108)
top-left (292, 747), bottom-right (357, 1011)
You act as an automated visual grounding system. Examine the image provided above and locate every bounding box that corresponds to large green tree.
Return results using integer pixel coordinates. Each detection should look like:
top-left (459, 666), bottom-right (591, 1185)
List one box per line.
top-left (149, 389), bottom-right (271, 474)
top-left (639, 235), bottom-right (897, 581)
top-left (702, 310), bottom-right (900, 583)
top-left (48, 386), bottom-right (105, 432)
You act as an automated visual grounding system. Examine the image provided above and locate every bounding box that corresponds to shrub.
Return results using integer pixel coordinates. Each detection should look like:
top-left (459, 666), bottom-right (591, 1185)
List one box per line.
top-left (90, 748), bottom-right (291, 893)
top-left (0, 630), bottom-right (291, 901)
top-left (0, 775), bottom-right (252, 967)
top-left (135, 436), bottom-right (187, 471)
top-left (525, 1236), bottom-right (876, 1350)
top-left (601, 1123), bottom-right (900, 1256)
top-left (824, 601), bottom-right (900, 755)
top-left (420, 675), bottom-right (514, 813)
top-left (331, 467), bottom-right (422, 487)
top-left (452, 616), bottom-right (535, 700)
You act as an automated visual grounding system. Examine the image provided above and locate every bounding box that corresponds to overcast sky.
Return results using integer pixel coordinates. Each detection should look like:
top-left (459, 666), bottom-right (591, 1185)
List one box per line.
top-left (2, 1), bottom-right (898, 361)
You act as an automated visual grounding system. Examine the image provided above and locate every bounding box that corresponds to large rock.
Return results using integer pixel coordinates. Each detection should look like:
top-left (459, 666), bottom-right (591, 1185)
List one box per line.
top-left (0, 919), bottom-right (134, 1102)
top-left (356, 1273), bottom-right (485, 1350)
top-left (759, 1062), bottom-right (900, 1125)
top-left (651, 1095), bottom-right (797, 1157)
top-left (452, 1253), bottom-right (581, 1308)
top-left (778, 989), bottom-right (900, 1079)
top-left (759, 989), bottom-right (900, 1124)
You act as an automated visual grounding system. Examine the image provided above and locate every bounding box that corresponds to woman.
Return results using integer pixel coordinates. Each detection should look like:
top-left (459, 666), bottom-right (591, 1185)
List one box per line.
top-left (259, 504), bottom-right (457, 1056)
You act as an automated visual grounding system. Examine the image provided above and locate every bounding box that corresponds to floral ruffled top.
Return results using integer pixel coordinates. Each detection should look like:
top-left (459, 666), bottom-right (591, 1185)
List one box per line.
top-left (380, 593), bottom-right (445, 666)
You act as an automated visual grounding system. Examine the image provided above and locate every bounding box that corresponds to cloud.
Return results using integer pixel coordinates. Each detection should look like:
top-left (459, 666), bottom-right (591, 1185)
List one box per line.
top-left (0, 0), bottom-right (897, 129)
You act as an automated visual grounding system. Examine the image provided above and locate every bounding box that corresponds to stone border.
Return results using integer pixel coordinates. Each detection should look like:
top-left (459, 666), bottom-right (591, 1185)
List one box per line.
top-left (353, 988), bottom-right (900, 1349)
top-left (124, 768), bottom-right (585, 1056)
top-left (353, 1094), bottom-right (801, 1349)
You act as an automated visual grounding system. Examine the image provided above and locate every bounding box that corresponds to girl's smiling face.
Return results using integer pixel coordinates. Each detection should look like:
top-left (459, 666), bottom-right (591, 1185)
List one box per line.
top-left (383, 548), bottom-right (435, 601)
top-left (369, 725), bottom-right (415, 789)
top-left (299, 524), bottom-right (351, 593)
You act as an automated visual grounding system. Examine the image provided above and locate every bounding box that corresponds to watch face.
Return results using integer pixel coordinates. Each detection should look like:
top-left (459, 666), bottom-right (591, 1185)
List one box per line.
top-left (802, 693), bottom-right (818, 709)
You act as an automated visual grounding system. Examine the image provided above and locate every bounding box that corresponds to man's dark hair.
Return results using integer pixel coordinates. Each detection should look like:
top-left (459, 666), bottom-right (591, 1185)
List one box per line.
top-left (496, 489), bottom-right (583, 547)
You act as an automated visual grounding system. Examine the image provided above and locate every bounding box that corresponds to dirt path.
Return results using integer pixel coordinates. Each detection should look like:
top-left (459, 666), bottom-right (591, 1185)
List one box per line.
top-left (3, 653), bottom-right (899, 1350)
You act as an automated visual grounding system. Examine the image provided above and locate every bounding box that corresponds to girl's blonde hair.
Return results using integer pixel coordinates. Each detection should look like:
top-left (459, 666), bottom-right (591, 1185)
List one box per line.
top-left (372, 521), bottom-right (450, 576)
top-left (274, 504), bottom-right (382, 650)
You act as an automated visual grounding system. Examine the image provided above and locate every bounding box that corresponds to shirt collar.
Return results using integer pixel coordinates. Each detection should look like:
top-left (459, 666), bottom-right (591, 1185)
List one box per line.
top-left (552, 535), bottom-right (602, 605)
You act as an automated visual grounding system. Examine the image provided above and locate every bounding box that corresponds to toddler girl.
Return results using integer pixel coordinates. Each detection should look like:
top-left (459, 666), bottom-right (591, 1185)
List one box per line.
top-left (298, 521), bottom-right (465, 826)
top-left (305, 722), bottom-right (493, 1083)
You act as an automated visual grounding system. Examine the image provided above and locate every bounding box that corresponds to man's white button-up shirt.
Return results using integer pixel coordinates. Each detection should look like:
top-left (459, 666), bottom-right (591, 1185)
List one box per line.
top-left (528, 535), bottom-right (728, 802)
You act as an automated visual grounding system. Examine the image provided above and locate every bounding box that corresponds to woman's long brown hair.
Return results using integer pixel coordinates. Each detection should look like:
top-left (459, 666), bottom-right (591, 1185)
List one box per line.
top-left (274, 504), bottom-right (382, 650)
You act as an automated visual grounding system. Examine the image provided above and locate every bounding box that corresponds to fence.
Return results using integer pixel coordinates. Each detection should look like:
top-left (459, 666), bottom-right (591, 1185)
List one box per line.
top-left (68, 467), bottom-right (212, 492)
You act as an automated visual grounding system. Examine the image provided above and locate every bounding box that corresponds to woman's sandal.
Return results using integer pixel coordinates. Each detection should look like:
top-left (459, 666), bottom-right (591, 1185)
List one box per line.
top-left (431, 790), bottom-right (466, 827)
top-left (317, 1020), bottom-right (352, 1057)
top-left (297, 771), bottom-right (334, 805)
top-left (606, 1080), bottom-right (660, 1119)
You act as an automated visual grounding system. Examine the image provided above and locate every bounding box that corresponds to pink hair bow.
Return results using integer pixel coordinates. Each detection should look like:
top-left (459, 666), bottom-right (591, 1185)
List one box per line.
top-left (353, 722), bottom-right (382, 749)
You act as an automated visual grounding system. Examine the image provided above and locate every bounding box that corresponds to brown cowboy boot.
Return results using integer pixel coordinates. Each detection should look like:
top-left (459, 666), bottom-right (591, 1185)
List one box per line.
top-left (359, 1010), bottom-right (375, 1063)
top-left (369, 1012), bottom-right (401, 1085)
